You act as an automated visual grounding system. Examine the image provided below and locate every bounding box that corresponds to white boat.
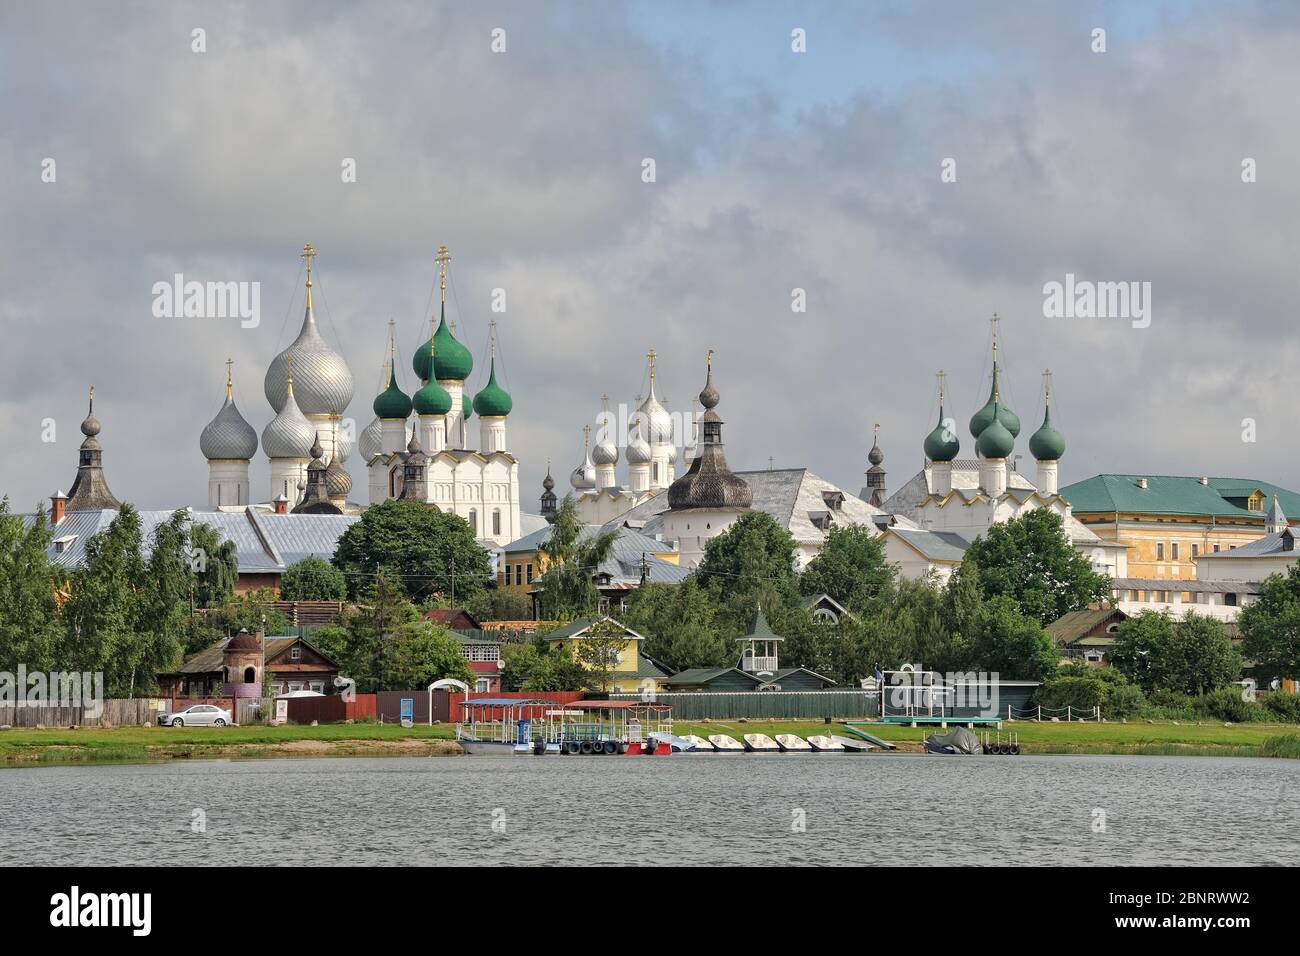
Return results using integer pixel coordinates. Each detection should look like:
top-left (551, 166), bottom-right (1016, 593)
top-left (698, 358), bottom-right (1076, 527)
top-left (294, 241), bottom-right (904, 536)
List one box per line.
top-left (680, 734), bottom-right (715, 752)
top-left (807, 735), bottom-right (844, 752)
top-left (708, 734), bottom-right (745, 752)
top-left (830, 734), bottom-right (875, 753)
top-left (775, 734), bottom-right (813, 752)
top-left (743, 733), bottom-right (780, 753)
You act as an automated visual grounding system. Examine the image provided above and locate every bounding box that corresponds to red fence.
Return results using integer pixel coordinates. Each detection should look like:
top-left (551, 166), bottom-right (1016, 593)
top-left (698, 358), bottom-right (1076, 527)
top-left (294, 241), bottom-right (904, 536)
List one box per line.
top-left (283, 694), bottom-right (377, 724)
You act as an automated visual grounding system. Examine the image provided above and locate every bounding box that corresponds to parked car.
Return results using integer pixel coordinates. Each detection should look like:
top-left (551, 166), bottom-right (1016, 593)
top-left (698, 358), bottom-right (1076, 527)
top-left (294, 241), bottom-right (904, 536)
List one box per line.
top-left (158, 704), bottom-right (232, 727)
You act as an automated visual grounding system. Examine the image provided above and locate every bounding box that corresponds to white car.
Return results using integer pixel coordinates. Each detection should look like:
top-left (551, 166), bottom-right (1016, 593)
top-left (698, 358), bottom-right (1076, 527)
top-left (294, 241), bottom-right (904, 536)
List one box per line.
top-left (158, 704), bottom-right (232, 727)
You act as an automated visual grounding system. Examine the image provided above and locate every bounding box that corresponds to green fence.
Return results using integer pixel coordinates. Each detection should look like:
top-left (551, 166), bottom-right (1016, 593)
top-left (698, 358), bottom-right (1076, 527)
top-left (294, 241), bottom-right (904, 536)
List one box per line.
top-left (609, 690), bottom-right (879, 721)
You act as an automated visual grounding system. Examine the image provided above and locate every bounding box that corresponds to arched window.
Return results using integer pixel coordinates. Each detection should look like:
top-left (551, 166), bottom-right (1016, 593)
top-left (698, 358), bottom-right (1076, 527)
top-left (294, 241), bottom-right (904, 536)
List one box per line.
top-left (243, 666), bottom-right (256, 684)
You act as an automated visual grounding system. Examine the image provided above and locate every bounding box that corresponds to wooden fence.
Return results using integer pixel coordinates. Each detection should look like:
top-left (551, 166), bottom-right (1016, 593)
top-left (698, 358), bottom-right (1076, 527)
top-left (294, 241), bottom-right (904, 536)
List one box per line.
top-left (0, 698), bottom-right (169, 728)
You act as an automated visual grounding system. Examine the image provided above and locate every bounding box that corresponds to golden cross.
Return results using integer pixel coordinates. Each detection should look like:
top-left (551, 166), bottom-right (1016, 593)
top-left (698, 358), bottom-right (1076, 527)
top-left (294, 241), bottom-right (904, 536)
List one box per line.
top-left (489, 319), bottom-right (497, 358)
top-left (990, 312), bottom-right (1001, 360)
top-left (707, 347), bottom-right (714, 368)
top-left (1043, 368), bottom-right (1053, 405)
top-left (937, 369), bottom-right (947, 405)
top-left (225, 357), bottom-right (234, 399)
top-left (435, 245), bottom-right (451, 302)
top-left (647, 348), bottom-right (657, 383)
top-left (582, 424), bottom-right (591, 448)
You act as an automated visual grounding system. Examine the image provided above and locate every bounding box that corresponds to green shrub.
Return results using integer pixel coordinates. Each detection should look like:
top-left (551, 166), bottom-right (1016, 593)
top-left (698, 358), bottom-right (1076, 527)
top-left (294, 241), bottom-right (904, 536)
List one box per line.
top-left (1262, 692), bottom-right (1300, 723)
top-left (1108, 683), bottom-right (1146, 720)
top-left (1035, 676), bottom-right (1107, 713)
top-left (1191, 687), bottom-right (1261, 723)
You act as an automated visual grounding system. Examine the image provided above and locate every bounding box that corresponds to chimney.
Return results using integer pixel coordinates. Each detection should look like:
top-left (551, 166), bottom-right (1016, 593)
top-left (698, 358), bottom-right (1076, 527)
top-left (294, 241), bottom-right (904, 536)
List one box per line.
top-left (1199, 476), bottom-right (1209, 485)
top-left (273, 493), bottom-right (289, 515)
top-left (49, 490), bottom-right (67, 525)
top-left (1137, 478), bottom-right (1148, 490)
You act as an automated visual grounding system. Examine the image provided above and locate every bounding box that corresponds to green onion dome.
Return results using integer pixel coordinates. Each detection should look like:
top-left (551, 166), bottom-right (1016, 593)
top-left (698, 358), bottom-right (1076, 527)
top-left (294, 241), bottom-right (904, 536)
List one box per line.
top-left (462, 391), bottom-right (473, 420)
top-left (969, 368), bottom-right (1020, 440)
top-left (372, 366), bottom-right (412, 420)
top-left (431, 306), bottom-right (473, 381)
top-left (923, 406), bottom-right (960, 463)
top-left (413, 377), bottom-right (453, 416)
top-left (1028, 406), bottom-right (1066, 461)
top-left (472, 358), bottom-right (512, 417)
top-left (975, 403), bottom-right (1015, 459)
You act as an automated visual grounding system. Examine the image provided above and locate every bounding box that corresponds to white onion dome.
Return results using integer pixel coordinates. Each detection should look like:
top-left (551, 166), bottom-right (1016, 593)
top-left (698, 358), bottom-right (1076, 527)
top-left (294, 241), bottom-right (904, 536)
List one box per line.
top-left (264, 257), bottom-right (354, 416)
top-left (592, 398), bottom-right (619, 465)
top-left (570, 438), bottom-right (597, 489)
top-left (261, 376), bottom-right (316, 459)
top-left (358, 416), bottom-right (383, 461)
top-left (638, 382), bottom-right (673, 444)
top-left (201, 372), bottom-right (258, 461)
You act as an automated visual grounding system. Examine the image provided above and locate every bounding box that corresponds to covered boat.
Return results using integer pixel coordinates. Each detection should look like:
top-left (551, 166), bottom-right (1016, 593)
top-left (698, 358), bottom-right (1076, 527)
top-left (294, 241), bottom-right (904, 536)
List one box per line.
top-left (708, 733), bottom-right (745, 752)
top-left (830, 735), bottom-right (875, 753)
top-left (743, 733), bottom-right (780, 753)
top-left (775, 734), bottom-right (813, 752)
top-left (807, 735), bottom-right (844, 752)
top-left (680, 734), bottom-right (714, 752)
top-left (455, 698), bottom-right (553, 755)
top-left (924, 726), bottom-right (983, 755)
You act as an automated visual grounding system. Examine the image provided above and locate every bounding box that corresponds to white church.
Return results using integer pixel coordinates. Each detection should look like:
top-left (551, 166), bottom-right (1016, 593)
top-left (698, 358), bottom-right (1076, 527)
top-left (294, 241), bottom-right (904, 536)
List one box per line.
top-left (198, 243), bottom-right (524, 547)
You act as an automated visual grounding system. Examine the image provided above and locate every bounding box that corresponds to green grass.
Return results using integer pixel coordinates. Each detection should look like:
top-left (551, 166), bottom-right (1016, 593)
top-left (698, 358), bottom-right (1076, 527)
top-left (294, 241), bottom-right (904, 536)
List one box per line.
top-left (0, 722), bottom-right (456, 767)
top-left (671, 718), bottom-right (1298, 757)
top-left (3, 717), bottom-right (1297, 767)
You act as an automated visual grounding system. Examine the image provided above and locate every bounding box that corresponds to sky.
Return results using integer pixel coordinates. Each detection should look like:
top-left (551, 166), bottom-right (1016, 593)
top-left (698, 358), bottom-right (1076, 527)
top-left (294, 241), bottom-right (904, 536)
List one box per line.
top-left (2, 0), bottom-right (1298, 515)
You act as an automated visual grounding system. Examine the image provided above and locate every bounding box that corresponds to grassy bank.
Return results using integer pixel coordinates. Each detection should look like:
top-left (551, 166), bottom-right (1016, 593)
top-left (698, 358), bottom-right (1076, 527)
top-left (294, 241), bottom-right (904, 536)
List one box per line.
top-left (2, 719), bottom-right (1297, 767)
top-left (0, 722), bottom-right (458, 767)
top-left (672, 718), bottom-right (1300, 758)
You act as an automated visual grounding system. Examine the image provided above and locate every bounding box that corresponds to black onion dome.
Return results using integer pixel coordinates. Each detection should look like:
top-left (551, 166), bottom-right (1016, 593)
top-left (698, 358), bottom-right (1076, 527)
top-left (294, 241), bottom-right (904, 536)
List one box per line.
top-left (666, 359), bottom-right (752, 511)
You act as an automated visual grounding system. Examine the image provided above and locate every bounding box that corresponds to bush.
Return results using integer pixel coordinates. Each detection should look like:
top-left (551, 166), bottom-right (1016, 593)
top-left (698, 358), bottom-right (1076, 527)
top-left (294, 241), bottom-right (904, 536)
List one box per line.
top-left (1108, 683), bottom-right (1146, 720)
top-left (1261, 734), bottom-right (1300, 758)
top-left (1261, 692), bottom-right (1300, 723)
top-left (1035, 676), bottom-right (1107, 713)
top-left (1192, 687), bottom-right (1260, 723)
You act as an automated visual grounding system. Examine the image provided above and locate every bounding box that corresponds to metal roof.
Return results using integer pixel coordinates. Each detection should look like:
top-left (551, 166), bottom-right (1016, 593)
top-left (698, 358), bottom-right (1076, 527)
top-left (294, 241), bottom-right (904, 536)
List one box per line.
top-left (1061, 474), bottom-right (1300, 519)
top-left (887, 528), bottom-right (971, 561)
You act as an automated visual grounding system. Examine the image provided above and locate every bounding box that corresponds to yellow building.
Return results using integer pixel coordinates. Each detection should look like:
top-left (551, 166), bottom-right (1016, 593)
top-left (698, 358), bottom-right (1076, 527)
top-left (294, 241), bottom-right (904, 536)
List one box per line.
top-left (496, 523), bottom-right (682, 606)
top-left (1060, 475), bottom-right (1299, 582)
top-left (544, 616), bottom-right (670, 694)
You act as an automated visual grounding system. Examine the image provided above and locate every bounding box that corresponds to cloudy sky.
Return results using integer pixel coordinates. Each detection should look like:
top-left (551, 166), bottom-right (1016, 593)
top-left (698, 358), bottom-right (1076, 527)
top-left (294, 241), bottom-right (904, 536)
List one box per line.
top-left (2, 0), bottom-right (1297, 515)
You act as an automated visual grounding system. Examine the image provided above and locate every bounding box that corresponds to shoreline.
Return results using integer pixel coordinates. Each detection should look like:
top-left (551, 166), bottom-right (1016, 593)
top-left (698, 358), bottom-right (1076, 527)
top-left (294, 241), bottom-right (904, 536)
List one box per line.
top-left (1, 719), bottom-right (1296, 768)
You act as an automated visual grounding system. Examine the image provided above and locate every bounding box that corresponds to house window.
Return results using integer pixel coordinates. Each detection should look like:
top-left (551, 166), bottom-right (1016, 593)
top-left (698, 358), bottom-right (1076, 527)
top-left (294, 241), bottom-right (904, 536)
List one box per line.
top-left (475, 678), bottom-right (491, 693)
top-left (526, 563), bottom-right (533, 583)
top-left (1156, 543), bottom-right (1165, 560)
top-left (1213, 544), bottom-right (1221, 553)
top-left (1171, 543), bottom-right (1179, 561)
top-left (493, 509), bottom-right (501, 536)
top-left (1192, 544), bottom-right (1199, 558)
top-left (1225, 593), bottom-right (1238, 606)
top-left (290, 645), bottom-right (301, 662)
top-left (468, 508), bottom-right (477, 532)
top-left (309, 681), bottom-right (323, 693)
top-left (516, 564), bottom-right (523, 585)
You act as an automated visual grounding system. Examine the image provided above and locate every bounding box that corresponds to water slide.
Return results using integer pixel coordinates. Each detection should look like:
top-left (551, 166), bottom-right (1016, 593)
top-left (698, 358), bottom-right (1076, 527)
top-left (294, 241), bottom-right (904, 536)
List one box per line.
top-left (840, 724), bottom-right (897, 750)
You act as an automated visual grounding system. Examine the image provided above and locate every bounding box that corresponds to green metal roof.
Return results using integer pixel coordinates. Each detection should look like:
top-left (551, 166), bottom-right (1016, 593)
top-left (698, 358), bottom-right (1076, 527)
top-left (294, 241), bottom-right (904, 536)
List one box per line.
top-left (1061, 474), bottom-right (1300, 519)
top-left (739, 605), bottom-right (784, 642)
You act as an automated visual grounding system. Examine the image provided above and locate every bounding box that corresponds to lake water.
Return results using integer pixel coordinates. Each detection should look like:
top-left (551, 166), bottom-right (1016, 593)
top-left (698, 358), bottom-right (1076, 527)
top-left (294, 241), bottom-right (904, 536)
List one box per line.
top-left (2, 754), bottom-right (1297, 866)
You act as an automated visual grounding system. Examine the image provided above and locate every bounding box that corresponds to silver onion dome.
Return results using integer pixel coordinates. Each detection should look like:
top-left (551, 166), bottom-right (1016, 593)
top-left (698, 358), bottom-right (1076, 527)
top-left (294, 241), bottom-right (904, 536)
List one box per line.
top-left (325, 456), bottom-right (353, 499)
top-left (264, 258), bottom-right (354, 417)
top-left (201, 392), bottom-right (259, 461)
top-left (627, 412), bottom-right (651, 464)
top-left (261, 382), bottom-right (316, 459)
top-left (638, 382), bottom-right (673, 444)
top-left (358, 416), bottom-right (383, 461)
top-left (592, 432), bottom-right (619, 466)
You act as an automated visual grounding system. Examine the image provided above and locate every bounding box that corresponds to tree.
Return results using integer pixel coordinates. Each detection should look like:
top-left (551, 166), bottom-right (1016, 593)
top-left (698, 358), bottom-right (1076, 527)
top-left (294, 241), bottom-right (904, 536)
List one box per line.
top-left (520, 647), bottom-right (591, 692)
top-left (623, 579), bottom-right (732, 673)
top-left (280, 557), bottom-right (347, 601)
top-left (189, 520), bottom-right (238, 609)
top-left (960, 509), bottom-right (1111, 625)
top-left (333, 499), bottom-right (491, 603)
top-left (0, 498), bottom-right (65, 672)
top-left (384, 621), bottom-right (474, 689)
top-left (962, 595), bottom-right (1058, 682)
top-left (321, 574), bottom-right (420, 691)
top-left (798, 524), bottom-right (892, 615)
top-left (1111, 610), bottom-right (1240, 694)
top-left (535, 495), bottom-right (617, 619)
top-left (61, 505), bottom-right (165, 697)
top-left (463, 586), bottom-right (533, 623)
top-left (573, 618), bottom-right (632, 693)
top-left (1240, 565), bottom-right (1300, 683)
top-left (694, 511), bottom-right (801, 629)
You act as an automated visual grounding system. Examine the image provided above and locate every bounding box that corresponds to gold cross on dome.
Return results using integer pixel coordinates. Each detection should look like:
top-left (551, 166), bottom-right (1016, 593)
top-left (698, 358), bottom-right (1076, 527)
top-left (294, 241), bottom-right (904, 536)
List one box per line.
top-left (436, 245), bottom-right (451, 301)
